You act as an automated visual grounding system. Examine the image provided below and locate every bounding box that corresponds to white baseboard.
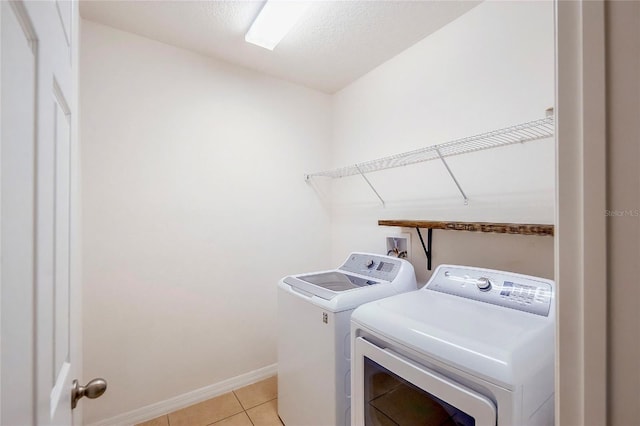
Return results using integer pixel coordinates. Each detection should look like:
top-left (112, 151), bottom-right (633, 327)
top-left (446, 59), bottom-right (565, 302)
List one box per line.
top-left (86, 363), bottom-right (278, 426)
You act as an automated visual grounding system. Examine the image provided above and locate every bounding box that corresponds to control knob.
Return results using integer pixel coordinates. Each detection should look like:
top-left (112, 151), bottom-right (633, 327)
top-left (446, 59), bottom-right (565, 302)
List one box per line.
top-left (476, 277), bottom-right (492, 292)
top-left (365, 259), bottom-right (375, 269)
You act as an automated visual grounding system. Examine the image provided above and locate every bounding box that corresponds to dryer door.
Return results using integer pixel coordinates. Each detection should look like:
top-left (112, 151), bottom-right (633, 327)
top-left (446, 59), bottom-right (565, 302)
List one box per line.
top-left (353, 337), bottom-right (497, 426)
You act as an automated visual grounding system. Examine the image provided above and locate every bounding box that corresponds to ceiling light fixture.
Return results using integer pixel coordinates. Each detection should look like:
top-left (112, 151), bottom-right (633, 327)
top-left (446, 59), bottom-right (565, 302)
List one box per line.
top-left (245, 1), bottom-right (311, 50)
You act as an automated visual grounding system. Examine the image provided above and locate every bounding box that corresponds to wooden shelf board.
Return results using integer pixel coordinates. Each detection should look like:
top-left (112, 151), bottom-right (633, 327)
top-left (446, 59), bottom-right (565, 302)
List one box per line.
top-left (379, 220), bottom-right (554, 236)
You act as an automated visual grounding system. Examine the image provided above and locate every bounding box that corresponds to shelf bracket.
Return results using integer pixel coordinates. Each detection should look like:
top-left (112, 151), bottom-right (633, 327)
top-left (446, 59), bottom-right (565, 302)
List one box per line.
top-left (416, 227), bottom-right (433, 271)
top-left (435, 148), bottom-right (468, 205)
top-left (356, 165), bottom-right (385, 207)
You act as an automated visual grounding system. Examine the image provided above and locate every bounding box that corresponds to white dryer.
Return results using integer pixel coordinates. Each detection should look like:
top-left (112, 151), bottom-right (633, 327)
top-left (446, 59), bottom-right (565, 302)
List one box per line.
top-left (351, 265), bottom-right (555, 426)
top-left (278, 253), bottom-right (417, 426)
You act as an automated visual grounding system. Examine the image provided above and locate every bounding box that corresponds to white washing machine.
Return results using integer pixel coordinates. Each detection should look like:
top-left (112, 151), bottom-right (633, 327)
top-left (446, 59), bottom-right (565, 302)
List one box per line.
top-left (351, 264), bottom-right (555, 426)
top-left (278, 253), bottom-right (417, 426)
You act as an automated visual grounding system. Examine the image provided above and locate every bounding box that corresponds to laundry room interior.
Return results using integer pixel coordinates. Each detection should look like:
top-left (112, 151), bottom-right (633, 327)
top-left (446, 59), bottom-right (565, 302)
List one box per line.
top-left (80, 1), bottom-right (554, 424)
top-left (76, 0), bottom-right (574, 425)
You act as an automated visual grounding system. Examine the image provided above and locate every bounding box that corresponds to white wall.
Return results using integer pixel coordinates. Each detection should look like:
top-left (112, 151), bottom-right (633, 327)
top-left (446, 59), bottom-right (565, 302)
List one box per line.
top-left (80, 20), bottom-right (332, 423)
top-left (329, 1), bottom-right (555, 283)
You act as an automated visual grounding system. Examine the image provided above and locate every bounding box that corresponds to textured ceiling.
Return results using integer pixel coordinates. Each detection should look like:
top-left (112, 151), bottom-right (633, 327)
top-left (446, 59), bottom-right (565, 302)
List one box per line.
top-left (80, 1), bottom-right (481, 94)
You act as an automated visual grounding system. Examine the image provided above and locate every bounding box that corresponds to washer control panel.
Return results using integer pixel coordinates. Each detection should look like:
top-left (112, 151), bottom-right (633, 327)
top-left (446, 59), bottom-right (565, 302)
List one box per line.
top-left (426, 266), bottom-right (554, 317)
top-left (339, 253), bottom-right (401, 281)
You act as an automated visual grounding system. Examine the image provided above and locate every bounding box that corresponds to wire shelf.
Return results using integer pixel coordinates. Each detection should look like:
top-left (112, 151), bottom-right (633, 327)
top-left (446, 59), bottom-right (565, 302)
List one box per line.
top-left (305, 114), bottom-right (554, 180)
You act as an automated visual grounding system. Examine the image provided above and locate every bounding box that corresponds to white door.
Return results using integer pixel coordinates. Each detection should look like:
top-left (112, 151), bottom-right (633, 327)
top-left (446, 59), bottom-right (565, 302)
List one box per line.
top-left (0, 1), bottom-right (99, 424)
top-left (353, 337), bottom-right (497, 426)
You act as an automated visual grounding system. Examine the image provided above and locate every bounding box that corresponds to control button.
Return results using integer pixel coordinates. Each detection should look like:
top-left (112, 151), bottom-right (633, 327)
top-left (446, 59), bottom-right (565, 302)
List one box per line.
top-left (365, 260), bottom-right (375, 269)
top-left (476, 277), bottom-right (492, 292)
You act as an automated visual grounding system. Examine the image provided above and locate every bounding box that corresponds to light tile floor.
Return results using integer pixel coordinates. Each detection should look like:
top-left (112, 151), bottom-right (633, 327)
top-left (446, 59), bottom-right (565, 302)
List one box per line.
top-left (136, 376), bottom-right (282, 426)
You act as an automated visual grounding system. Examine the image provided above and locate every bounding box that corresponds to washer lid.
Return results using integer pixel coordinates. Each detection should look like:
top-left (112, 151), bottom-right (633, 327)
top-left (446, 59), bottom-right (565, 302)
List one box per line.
top-left (351, 289), bottom-right (554, 389)
top-left (279, 252), bottom-right (418, 313)
top-left (283, 272), bottom-right (379, 300)
top-left (298, 271), bottom-right (379, 293)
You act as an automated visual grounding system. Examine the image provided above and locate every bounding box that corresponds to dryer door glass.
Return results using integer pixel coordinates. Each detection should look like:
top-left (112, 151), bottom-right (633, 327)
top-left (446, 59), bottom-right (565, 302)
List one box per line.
top-left (364, 357), bottom-right (475, 426)
top-left (353, 337), bottom-right (496, 426)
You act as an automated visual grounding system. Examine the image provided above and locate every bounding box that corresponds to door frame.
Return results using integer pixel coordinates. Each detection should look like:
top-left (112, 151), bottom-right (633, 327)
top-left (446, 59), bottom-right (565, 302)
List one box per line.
top-left (70, 6), bottom-right (82, 425)
top-left (554, 1), bottom-right (607, 425)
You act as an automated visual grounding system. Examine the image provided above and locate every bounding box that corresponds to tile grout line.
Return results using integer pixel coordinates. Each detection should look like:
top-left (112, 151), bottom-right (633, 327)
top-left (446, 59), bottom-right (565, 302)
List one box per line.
top-left (371, 405), bottom-right (399, 426)
top-left (236, 389), bottom-right (257, 426)
top-left (232, 390), bottom-right (246, 411)
top-left (207, 396), bottom-right (279, 426)
top-left (231, 390), bottom-right (255, 425)
top-left (140, 377), bottom-right (278, 426)
top-left (202, 391), bottom-right (251, 426)
top-left (140, 399), bottom-right (276, 426)
top-left (247, 408), bottom-right (256, 426)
